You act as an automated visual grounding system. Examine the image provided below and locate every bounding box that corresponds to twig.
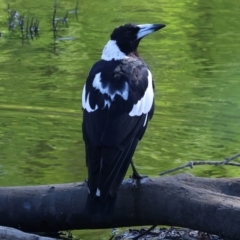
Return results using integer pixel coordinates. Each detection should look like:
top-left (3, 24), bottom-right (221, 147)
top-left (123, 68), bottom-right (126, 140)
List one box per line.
top-left (132, 225), bottom-right (157, 240)
top-left (29, 17), bottom-right (34, 40)
top-left (33, 19), bottom-right (40, 38)
top-left (62, 11), bottom-right (68, 27)
top-left (68, 0), bottom-right (79, 21)
top-left (160, 153), bottom-right (240, 176)
top-left (223, 152), bottom-right (240, 164)
top-left (54, 0), bottom-right (57, 9)
top-left (52, 7), bottom-right (58, 38)
top-left (6, 3), bottom-right (11, 16)
top-left (25, 17), bottom-right (30, 43)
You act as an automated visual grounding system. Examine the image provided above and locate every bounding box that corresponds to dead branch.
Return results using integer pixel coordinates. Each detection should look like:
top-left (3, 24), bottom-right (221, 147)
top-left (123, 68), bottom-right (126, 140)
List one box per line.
top-left (0, 174), bottom-right (240, 239)
top-left (159, 152), bottom-right (240, 176)
top-left (0, 226), bottom-right (59, 240)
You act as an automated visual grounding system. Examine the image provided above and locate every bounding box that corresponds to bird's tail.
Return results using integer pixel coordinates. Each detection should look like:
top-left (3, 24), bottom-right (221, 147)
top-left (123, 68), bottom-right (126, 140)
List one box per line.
top-left (85, 139), bottom-right (139, 217)
top-left (86, 193), bottom-right (117, 217)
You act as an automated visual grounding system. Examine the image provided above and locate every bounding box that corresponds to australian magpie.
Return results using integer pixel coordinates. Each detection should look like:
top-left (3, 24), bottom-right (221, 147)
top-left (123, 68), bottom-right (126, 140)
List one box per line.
top-left (82, 23), bottom-right (165, 215)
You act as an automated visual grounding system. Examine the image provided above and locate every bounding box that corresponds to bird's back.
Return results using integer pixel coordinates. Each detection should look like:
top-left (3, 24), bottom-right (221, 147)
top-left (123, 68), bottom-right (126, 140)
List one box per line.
top-left (82, 56), bottom-right (154, 216)
top-left (83, 57), bottom-right (154, 146)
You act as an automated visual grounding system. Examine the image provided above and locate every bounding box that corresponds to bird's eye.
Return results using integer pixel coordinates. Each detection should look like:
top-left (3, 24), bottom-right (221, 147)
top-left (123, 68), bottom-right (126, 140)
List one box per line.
top-left (125, 30), bottom-right (132, 37)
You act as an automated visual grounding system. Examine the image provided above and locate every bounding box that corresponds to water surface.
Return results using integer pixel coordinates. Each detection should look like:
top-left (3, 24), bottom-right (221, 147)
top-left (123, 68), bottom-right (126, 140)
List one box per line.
top-left (0, 0), bottom-right (240, 238)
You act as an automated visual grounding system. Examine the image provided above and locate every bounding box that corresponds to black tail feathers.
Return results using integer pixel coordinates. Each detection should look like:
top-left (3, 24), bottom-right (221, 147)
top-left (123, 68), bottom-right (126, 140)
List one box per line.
top-left (86, 194), bottom-right (117, 217)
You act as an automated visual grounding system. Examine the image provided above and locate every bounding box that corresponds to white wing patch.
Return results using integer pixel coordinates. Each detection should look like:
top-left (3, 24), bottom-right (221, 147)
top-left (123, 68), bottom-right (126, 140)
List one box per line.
top-left (92, 72), bottom-right (129, 101)
top-left (143, 113), bottom-right (148, 127)
top-left (96, 188), bottom-right (101, 197)
top-left (101, 40), bottom-right (128, 61)
top-left (82, 84), bottom-right (98, 112)
top-left (129, 70), bottom-right (154, 117)
top-left (103, 99), bottom-right (111, 108)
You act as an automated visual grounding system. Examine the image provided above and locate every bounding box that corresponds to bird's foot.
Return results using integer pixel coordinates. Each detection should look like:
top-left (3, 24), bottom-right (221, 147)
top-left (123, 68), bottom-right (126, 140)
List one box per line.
top-left (130, 172), bottom-right (148, 180)
top-left (130, 161), bottom-right (148, 180)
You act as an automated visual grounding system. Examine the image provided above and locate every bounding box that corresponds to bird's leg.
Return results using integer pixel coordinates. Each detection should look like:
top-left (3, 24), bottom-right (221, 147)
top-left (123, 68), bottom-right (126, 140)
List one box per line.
top-left (130, 160), bottom-right (148, 179)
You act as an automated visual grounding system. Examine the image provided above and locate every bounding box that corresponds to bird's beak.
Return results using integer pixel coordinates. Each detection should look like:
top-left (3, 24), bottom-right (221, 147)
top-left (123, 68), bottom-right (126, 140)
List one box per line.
top-left (136, 24), bottom-right (166, 40)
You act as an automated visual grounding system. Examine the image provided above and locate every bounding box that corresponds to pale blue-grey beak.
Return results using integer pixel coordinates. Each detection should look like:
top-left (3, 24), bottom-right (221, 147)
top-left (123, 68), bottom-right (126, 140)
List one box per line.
top-left (137, 24), bottom-right (166, 39)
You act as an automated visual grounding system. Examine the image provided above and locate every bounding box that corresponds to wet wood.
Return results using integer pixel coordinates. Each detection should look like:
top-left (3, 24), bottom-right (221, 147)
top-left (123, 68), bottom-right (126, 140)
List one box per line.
top-left (0, 226), bottom-right (58, 240)
top-left (0, 174), bottom-right (240, 239)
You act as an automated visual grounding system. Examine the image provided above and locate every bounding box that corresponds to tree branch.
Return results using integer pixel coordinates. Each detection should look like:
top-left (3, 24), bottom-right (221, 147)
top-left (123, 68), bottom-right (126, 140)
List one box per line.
top-left (159, 152), bottom-right (240, 175)
top-left (0, 226), bottom-right (59, 240)
top-left (0, 174), bottom-right (240, 238)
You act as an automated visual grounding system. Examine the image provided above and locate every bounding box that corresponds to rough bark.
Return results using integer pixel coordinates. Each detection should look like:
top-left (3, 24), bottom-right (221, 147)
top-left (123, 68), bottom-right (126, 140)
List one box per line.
top-left (0, 174), bottom-right (240, 239)
top-left (0, 226), bottom-right (59, 240)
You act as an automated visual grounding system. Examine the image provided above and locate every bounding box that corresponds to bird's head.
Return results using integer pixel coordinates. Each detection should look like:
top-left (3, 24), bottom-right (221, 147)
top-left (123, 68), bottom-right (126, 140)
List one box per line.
top-left (102, 23), bottom-right (165, 60)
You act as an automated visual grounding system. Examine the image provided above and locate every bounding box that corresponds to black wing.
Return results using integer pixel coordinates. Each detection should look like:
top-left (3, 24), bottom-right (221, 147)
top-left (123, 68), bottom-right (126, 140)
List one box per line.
top-left (82, 58), bottom-right (154, 213)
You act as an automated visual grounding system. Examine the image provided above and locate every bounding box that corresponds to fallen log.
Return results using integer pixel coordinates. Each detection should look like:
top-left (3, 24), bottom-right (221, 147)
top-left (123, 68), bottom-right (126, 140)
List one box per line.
top-left (0, 174), bottom-right (240, 239)
top-left (0, 226), bottom-right (59, 240)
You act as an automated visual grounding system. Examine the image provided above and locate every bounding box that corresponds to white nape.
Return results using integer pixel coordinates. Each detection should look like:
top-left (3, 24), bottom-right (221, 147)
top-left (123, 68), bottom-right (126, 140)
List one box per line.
top-left (101, 40), bottom-right (128, 61)
top-left (82, 84), bottom-right (98, 112)
top-left (129, 70), bottom-right (154, 117)
top-left (96, 188), bottom-right (101, 197)
top-left (92, 72), bottom-right (129, 101)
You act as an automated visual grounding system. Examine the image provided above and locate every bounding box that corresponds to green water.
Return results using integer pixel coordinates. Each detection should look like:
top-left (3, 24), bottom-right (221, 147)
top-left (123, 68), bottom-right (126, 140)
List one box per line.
top-left (0, 0), bottom-right (240, 238)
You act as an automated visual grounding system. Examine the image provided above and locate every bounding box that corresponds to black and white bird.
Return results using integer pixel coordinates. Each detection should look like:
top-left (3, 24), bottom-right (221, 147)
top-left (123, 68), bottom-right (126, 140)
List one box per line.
top-left (82, 23), bottom-right (165, 215)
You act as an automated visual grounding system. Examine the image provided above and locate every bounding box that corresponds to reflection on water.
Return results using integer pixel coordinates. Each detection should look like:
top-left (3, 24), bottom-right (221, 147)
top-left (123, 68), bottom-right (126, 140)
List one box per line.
top-left (0, 0), bottom-right (240, 239)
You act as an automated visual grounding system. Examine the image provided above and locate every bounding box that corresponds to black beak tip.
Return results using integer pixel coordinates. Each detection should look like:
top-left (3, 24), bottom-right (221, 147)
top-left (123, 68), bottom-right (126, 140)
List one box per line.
top-left (155, 24), bottom-right (166, 30)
